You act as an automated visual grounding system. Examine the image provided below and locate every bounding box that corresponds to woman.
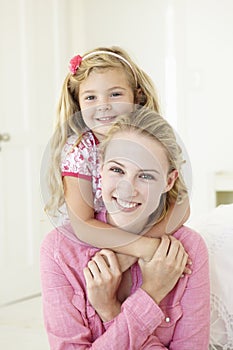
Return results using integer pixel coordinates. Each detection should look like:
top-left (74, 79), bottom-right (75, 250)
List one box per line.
top-left (40, 109), bottom-right (210, 349)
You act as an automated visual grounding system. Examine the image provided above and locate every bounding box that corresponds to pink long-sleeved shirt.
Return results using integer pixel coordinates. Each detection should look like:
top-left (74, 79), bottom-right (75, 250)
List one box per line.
top-left (40, 223), bottom-right (210, 349)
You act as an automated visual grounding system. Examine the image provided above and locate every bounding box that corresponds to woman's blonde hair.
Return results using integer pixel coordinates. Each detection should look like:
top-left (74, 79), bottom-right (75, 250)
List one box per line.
top-left (45, 46), bottom-right (161, 215)
top-left (100, 108), bottom-right (188, 226)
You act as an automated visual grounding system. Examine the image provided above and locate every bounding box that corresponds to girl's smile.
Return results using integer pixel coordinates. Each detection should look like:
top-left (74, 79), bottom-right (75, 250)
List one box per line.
top-left (79, 68), bottom-right (134, 140)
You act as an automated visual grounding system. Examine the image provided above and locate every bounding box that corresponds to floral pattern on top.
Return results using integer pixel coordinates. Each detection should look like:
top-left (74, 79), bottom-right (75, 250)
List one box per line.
top-left (61, 131), bottom-right (104, 213)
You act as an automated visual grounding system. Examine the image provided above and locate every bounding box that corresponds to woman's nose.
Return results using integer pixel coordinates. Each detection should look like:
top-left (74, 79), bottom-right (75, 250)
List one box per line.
top-left (116, 179), bottom-right (137, 199)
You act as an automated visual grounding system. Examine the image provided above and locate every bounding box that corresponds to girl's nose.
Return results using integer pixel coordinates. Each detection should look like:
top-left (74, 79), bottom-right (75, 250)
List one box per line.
top-left (116, 179), bottom-right (137, 199)
top-left (97, 103), bottom-right (111, 112)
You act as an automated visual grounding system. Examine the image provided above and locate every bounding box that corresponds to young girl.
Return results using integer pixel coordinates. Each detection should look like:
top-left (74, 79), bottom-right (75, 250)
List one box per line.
top-left (40, 109), bottom-right (210, 348)
top-left (45, 46), bottom-right (190, 263)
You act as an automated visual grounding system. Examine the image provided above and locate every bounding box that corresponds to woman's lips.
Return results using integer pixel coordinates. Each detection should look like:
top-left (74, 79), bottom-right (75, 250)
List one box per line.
top-left (113, 197), bottom-right (141, 212)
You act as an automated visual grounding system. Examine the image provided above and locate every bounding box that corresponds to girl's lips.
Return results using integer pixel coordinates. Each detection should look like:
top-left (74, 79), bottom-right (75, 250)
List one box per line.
top-left (113, 197), bottom-right (141, 212)
top-left (96, 116), bottom-right (116, 123)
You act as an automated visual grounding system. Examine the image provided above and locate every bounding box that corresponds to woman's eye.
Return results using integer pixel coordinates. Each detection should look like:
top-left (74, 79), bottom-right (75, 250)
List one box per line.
top-left (139, 173), bottom-right (155, 180)
top-left (110, 167), bottom-right (124, 174)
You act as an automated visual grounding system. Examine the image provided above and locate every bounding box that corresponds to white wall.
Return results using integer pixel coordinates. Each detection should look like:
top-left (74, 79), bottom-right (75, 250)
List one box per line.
top-left (0, 0), bottom-right (85, 303)
top-left (4, 0), bottom-right (229, 226)
top-left (69, 0), bottom-right (233, 222)
top-left (181, 0), bottom-right (233, 221)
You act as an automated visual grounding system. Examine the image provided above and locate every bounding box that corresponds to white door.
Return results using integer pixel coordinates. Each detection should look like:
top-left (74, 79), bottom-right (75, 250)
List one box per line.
top-left (0, 0), bottom-right (74, 305)
top-left (0, 128), bottom-right (52, 305)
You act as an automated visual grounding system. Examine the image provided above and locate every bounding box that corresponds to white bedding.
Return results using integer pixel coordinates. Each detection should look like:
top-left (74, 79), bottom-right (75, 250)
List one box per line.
top-left (190, 204), bottom-right (233, 349)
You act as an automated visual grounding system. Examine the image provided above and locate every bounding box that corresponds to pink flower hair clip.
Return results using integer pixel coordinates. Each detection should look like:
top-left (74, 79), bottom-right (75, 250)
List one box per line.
top-left (69, 54), bottom-right (82, 75)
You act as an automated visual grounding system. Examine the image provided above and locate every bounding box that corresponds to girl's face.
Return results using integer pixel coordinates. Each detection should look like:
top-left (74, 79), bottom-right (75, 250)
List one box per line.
top-left (79, 68), bottom-right (135, 140)
top-left (101, 131), bottom-right (177, 235)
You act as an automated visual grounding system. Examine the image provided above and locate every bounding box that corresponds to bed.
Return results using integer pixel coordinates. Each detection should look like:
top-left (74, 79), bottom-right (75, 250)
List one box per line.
top-left (190, 204), bottom-right (233, 350)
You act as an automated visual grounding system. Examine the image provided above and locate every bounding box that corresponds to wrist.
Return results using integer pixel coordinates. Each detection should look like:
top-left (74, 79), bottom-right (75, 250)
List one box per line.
top-left (141, 284), bottom-right (162, 305)
top-left (98, 300), bottom-right (121, 322)
top-left (117, 253), bottom-right (137, 272)
top-left (139, 236), bottom-right (160, 261)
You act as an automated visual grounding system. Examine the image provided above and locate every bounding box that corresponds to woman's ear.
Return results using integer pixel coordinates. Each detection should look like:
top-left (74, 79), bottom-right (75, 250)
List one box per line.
top-left (164, 170), bottom-right (178, 192)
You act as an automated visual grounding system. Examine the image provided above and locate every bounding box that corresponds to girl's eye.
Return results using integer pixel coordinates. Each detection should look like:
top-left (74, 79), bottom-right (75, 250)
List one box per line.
top-left (85, 95), bottom-right (95, 101)
top-left (139, 173), bottom-right (155, 180)
top-left (109, 166), bottom-right (124, 174)
top-left (111, 92), bottom-right (122, 97)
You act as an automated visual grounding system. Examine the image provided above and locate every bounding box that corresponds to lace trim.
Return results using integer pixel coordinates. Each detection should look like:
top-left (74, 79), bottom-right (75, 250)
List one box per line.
top-left (210, 293), bottom-right (233, 349)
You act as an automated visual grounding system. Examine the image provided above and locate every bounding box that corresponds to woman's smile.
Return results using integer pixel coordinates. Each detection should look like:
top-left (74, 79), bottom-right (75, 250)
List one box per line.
top-left (113, 196), bottom-right (142, 211)
top-left (101, 131), bottom-right (170, 234)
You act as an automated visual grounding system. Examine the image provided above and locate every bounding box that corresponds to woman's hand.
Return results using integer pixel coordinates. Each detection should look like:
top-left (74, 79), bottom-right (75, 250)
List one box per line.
top-left (83, 249), bottom-right (122, 322)
top-left (139, 236), bottom-right (188, 304)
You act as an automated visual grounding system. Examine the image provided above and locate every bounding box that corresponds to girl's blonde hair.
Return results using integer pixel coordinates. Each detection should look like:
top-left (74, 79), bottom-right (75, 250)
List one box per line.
top-left (100, 108), bottom-right (188, 226)
top-left (45, 46), bottom-right (161, 215)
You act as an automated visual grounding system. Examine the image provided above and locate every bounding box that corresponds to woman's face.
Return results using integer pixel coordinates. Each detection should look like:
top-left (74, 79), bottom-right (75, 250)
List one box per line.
top-left (78, 68), bottom-right (135, 140)
top-left (101, 131), bottom-right (177, 235)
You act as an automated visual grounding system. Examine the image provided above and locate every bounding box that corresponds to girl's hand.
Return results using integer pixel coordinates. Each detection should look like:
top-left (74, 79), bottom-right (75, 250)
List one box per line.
top-left (139, 236), bottom-right (188, 304)
top-left (83, 249), bottom-right (122, 322)
top-left (141, 235), bottom-right (192, 276)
